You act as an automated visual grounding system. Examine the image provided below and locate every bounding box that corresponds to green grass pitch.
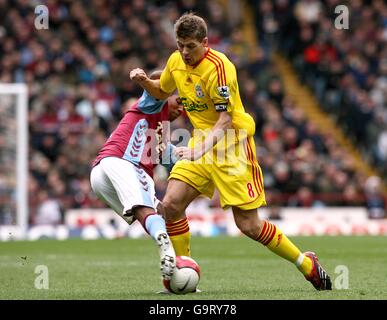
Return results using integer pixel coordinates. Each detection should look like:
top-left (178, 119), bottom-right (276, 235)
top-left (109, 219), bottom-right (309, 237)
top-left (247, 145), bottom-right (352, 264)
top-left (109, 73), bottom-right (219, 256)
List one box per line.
top-left (0, 236), bottom-right (386, 300)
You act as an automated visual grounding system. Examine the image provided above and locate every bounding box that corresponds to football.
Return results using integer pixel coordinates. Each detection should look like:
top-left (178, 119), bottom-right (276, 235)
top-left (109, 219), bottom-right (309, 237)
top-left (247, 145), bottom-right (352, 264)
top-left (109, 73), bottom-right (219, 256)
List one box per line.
top-left (164, 256), bottom-right (201, 294)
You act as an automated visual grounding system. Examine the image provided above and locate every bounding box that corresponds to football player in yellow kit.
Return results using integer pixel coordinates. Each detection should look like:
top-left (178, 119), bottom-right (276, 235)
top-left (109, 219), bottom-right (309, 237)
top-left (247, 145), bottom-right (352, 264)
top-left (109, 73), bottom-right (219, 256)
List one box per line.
top-left (130, 13), bottom-right (331, 291)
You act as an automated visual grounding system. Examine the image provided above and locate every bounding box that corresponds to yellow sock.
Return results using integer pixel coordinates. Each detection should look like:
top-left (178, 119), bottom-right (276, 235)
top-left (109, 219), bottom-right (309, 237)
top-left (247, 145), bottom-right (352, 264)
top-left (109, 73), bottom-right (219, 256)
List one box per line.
top-left (256, 221), bottom-right (312, 276)
top-left (166, 217), bottom-right (191, 257)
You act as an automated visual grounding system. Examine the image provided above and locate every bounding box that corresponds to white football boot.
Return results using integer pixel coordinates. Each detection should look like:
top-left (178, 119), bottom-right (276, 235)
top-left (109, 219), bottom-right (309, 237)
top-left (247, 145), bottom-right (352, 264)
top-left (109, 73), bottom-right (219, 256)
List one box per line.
top-left (156, 232), bottom-right (176, 281)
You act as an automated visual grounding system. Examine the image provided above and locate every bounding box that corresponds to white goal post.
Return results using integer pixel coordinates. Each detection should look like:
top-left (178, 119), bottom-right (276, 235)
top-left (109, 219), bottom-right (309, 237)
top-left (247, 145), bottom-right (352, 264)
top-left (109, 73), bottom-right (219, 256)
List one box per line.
top-left (0, 83), bottom-right (28, 239)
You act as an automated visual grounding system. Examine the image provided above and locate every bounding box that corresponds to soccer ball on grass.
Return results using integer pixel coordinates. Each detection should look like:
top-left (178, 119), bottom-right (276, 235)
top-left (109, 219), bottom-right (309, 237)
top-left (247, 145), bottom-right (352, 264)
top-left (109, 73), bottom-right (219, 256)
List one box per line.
top-left (163, 256), bottom-right (200, 294)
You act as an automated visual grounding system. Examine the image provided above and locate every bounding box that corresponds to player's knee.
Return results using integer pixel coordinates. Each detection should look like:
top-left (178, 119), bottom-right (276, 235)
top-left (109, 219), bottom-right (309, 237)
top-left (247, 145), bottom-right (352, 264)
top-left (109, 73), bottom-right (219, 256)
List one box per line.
top-left (162, 197), bottom-right (182, 221)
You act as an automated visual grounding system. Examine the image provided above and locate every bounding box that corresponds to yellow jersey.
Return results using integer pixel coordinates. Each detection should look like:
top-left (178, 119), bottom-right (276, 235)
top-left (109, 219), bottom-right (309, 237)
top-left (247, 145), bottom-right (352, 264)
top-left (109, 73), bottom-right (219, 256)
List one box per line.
top-left (160, 48), bottom-right (255, 136)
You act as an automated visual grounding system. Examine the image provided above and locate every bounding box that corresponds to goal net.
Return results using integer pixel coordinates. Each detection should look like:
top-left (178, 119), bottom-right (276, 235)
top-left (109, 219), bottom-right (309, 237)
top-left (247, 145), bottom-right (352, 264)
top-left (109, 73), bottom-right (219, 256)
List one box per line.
top-left (0, 84), bottom-right (28, 240)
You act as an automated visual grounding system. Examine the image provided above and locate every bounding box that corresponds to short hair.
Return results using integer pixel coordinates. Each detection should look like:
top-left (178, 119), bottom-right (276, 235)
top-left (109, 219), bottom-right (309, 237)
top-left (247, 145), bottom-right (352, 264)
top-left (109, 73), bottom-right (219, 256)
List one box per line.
top-left (174, 13), bottom-right (207, 41)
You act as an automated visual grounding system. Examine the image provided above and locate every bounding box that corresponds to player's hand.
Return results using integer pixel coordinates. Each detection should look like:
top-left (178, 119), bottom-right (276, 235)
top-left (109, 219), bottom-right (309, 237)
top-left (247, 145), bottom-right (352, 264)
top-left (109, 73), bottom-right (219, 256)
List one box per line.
top-left (129, 68), bottom-right (148, 82)
top-left (175, 146), bottom-right (204, 161)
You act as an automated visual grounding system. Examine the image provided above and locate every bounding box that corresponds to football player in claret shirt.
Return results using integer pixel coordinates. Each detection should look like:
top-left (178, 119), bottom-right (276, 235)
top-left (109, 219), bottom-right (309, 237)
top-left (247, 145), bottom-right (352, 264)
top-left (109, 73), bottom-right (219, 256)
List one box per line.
top-left (130, 13), bottom-right (332, 290)
top-left (90, 71), bottom-right (182, 282)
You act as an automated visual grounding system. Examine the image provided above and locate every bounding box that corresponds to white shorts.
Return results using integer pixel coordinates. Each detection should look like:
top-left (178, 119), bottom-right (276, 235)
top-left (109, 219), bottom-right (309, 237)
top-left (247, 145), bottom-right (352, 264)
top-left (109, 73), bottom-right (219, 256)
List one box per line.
top-left (90, 157), bottom-right (158, 224)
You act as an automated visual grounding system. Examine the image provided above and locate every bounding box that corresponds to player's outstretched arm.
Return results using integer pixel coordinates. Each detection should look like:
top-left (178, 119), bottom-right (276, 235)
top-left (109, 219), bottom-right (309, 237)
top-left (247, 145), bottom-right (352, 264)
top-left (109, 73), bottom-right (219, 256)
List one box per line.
top-left (129, 68), bottom-right (170, 100)
top-left (176, 111), bottom-right (232, 161)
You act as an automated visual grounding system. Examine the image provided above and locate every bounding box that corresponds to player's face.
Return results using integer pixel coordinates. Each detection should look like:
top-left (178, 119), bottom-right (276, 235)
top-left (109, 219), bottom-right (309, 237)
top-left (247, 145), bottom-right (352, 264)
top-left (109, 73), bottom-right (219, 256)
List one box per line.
top-left (168, 95), bottom-right (183, 121)
top-left (176, 37), bottom-right (208, 66)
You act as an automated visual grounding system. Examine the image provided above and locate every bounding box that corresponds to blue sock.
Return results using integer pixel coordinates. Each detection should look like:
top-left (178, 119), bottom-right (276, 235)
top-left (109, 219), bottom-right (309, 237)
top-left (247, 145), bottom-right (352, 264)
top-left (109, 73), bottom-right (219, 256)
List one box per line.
top-left (145, 214), bottom-right (167, 240)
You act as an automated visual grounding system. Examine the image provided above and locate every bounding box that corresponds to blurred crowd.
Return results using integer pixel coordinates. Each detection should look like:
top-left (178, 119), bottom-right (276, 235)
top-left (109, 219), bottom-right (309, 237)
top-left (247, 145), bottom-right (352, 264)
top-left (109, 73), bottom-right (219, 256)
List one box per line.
top-left (286, 0), bottom-right (386, 179)
top-left (248, 0), bottom-right (386, 217)
top-left (0, 0), bottom-right (385, 225)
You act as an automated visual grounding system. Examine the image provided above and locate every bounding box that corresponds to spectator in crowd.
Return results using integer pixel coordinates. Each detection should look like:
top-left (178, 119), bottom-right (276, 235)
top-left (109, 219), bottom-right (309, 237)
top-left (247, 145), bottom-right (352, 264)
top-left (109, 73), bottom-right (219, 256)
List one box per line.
top-left (364, 176), bottom-right (386, 219)
top-left (34, 190), bottom-right (63, 225)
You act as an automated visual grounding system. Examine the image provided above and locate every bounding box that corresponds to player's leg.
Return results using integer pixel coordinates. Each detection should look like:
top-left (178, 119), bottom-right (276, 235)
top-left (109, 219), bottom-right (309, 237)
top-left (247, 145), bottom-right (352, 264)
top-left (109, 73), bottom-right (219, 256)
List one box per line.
top-left (162, 178), bottom-right (201, 257)
top-left (91, 157), bottom-right (176, 279)
top-left (134, 206), bottom-right (176, 280)
top-left (232, 208), bottom-right (312, 273)
top-left (232, 207), bottom-right (331, 290)
top-left (213, 137), bottom-right (331, 290)
top-left (163, 159), bottom-right (214, 257)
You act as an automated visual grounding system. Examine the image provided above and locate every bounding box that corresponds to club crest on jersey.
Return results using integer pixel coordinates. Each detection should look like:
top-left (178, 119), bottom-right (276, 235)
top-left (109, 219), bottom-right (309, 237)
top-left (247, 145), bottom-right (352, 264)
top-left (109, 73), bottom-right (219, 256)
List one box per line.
top-left (217, 85), bottom-right (230, 99)
top-left (195, 84), bottom-right (205, 98)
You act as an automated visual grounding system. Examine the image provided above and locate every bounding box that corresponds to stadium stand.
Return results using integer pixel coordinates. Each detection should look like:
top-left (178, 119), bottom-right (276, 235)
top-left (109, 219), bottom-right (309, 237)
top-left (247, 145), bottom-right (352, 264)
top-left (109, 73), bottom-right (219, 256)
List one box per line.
top-left (248, 0), bottom-right (386, 216)
top-left (0, 0), bottom-right (385, 226)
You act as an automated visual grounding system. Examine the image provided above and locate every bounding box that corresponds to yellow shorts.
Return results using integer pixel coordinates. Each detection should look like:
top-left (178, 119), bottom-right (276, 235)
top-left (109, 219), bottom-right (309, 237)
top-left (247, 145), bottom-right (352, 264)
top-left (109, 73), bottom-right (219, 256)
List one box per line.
top-left (169, 137), bottom-right (266, 210)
